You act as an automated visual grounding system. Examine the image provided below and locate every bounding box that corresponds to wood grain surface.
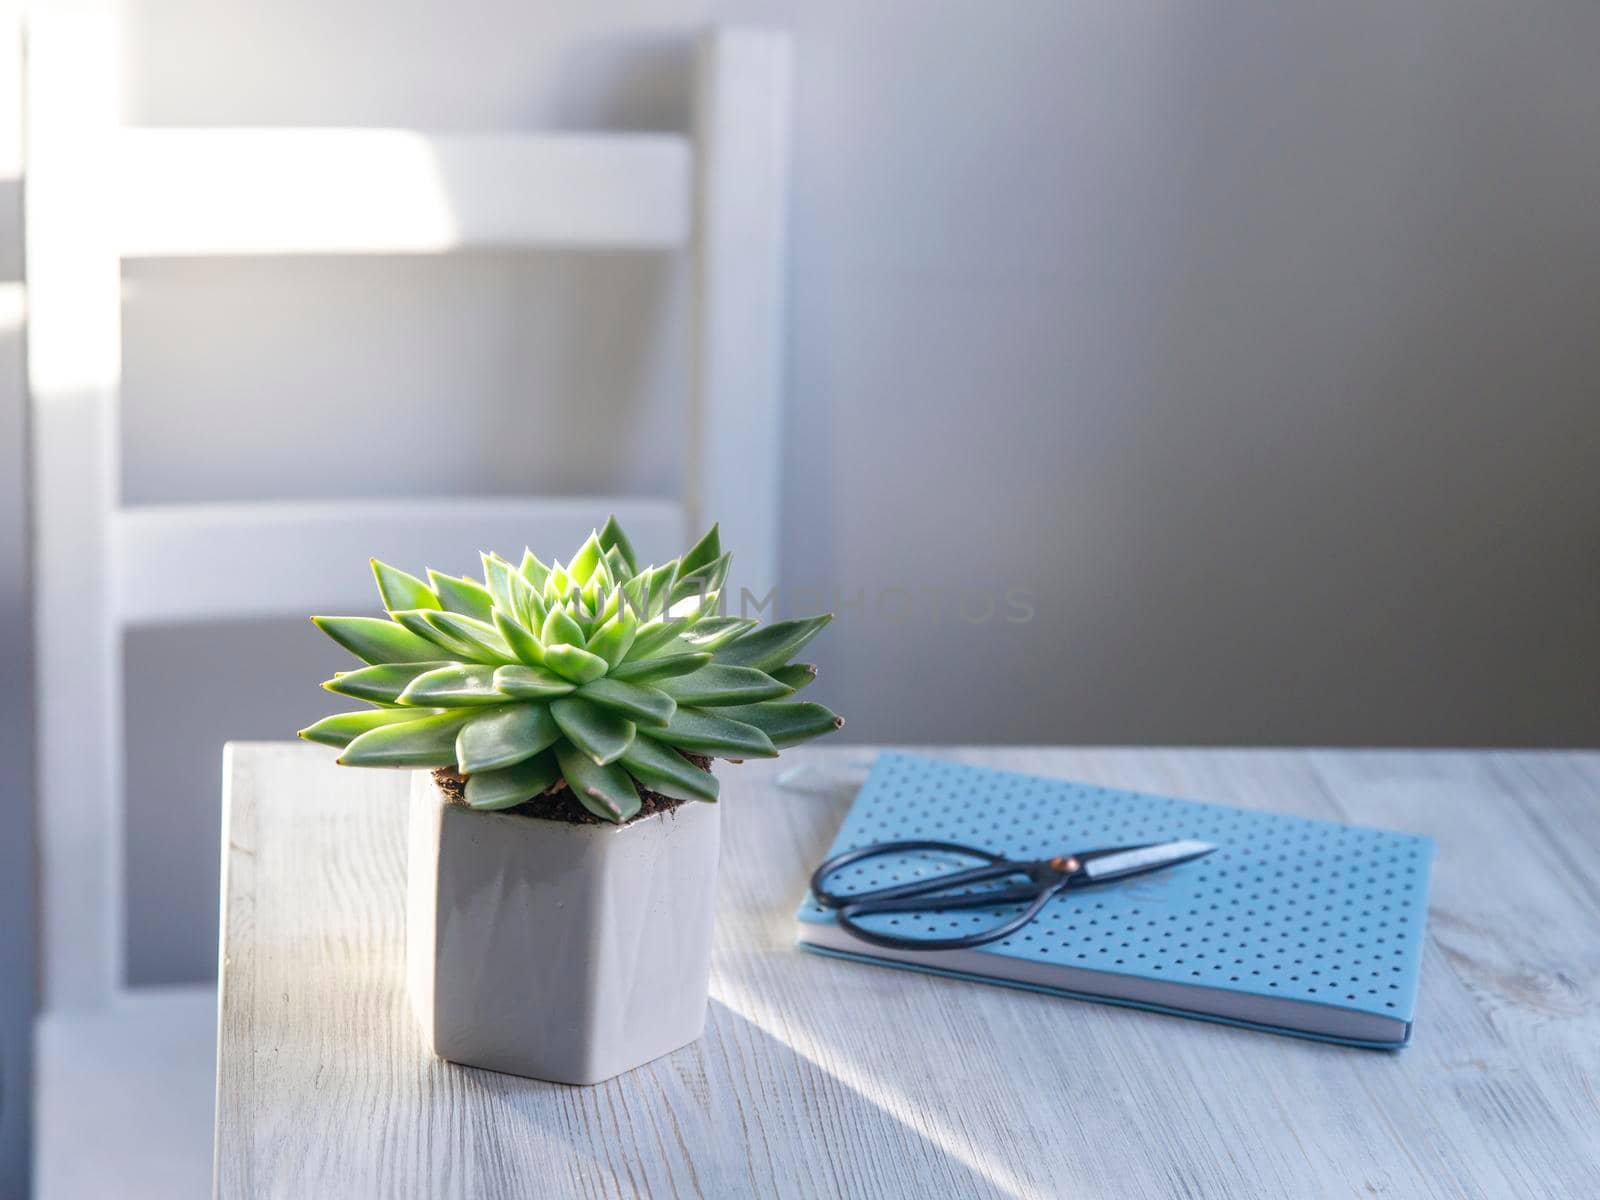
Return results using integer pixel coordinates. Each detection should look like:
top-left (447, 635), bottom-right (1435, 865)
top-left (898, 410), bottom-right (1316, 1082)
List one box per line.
top-left (215, 743), bottom-right (1600, 1198)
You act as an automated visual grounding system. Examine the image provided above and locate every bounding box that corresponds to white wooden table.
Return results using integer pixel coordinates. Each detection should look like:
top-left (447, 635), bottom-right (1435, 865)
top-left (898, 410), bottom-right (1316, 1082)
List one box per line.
top-left (215, 744), bottom-right (1600, 1198)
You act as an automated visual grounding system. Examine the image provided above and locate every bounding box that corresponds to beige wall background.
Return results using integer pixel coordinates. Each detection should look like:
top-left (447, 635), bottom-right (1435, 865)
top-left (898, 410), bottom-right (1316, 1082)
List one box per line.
top-left (28, 0), bottom-right (1593, 987)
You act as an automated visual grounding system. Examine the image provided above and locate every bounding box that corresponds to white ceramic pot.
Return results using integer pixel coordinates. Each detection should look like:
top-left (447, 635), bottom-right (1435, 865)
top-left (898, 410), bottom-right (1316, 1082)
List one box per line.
top-left (406, 771), bottom-right (721, 1085)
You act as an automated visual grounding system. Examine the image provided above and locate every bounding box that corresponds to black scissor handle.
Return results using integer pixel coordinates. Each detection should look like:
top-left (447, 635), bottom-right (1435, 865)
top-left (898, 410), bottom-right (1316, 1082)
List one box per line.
top-left (810, 840), bottom-right (1016, 910)
top-left (833, 883), bottom-right (1064, 952)
top-left (810, 839), bottom-right (1071, 952)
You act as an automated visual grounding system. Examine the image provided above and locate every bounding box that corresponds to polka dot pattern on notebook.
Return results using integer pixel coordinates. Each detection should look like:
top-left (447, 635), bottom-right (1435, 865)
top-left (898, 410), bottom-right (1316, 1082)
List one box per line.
top-left (797, 753), bottom-right (1434, 1023)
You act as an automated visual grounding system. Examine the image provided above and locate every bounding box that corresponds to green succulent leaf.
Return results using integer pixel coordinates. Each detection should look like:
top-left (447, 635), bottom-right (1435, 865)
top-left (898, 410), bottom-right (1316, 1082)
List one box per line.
top-left (598, 514), bottom-right (638, 575)
top-left (603, 545), bottom-right (633, 583)
top-left (637, 564), bottom-right (675, 621)
top-left (619, 593), bottom-right (719, 663)
top-left (567, 532), bottom-right (604, 585)
top-left (371, 559), bottom-right (439, 612)
top-left (426, 570), bottom-right (496, 623)
top-left (545, 561), bottom-right (572, 600)
top-left (618, 738), bottom-right (719, 802)
top-left (713, 700), bottom-right (844, 749)
top-left (670, 552), bottom-right (732, 606)
top-left (481, 552), bottom-right (515, 605)
top-left (613, 563), bottom-right (663, 622)
top-left (541, 604), bottom-right (585, 648)
top-left (391, 609), bottom-right (491, 662)
top-left (576, 678), bottom-right (676, 727)
top-left (608, 651), bottom-right (712, 683)
top-left (585, 606), bottom-right (638, 668)
top-left (492, 609), bottom-right (547, 667)
top-left (312, 615), bottom-right (447, 665)
top-left (519, 548), bottom-right (550, 592)
top-left (463, 751), bottom-right (562, 811)
top-left (679, 617), bottom-right (757, 652)
top-left (666, 588), bottom-right (721, 625)
top-left (322, 661), bottom-right (453, 705)
top-left (619, 571), bottom-right (648, 618)
top-left (770, 663), bottom-right (818, 693)
top-left (622, 617), bottom-right (688, 662)
top-left (715, 614), bottom-right (833, 673)
top-left (520, 587), bottom-right (550, 632)
top-left (554, 740), bottom-right (641, 823)
top-left (424, 610), bottom-right (515, 663)
top-left (398, 663), bottom-right (507, 707)
top-left (549, 696), bottom-right (636, 765)
top-left (543, 642), bottom-right (610, 684)
top-left (677, 523), bottom-right (721, 581)
top-left (338, 709), bottom-right (475, 767)
top-left (638, 708), bottom-right (777, 759)
top-left (483, 553), bottom-right (545, 630)
top-left (298, 707), bottom-right (445, 748)
top-left (657, 664), bottom-right (791, 706)
top-left (455, 703), bottom-right (561, 773)
top-left (492, 664), bottom-right (576, 699)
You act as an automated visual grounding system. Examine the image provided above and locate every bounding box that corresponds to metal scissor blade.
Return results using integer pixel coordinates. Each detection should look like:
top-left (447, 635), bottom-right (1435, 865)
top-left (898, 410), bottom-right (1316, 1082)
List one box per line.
top-left (1080, 839), bottom-right (1216, 881)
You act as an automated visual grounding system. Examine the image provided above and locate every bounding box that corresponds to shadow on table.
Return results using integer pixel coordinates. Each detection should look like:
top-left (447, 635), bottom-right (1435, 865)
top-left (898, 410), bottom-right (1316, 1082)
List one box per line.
top-left (435, 999), bottom-right (1025, 1199)
top-left (693, 999), bottom-right (1033, 1198)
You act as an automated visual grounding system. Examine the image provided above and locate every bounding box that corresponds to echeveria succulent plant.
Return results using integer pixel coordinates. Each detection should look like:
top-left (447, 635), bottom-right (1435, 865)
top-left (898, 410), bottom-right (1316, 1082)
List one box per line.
top-left (299, 517), bottom-right (842, 822)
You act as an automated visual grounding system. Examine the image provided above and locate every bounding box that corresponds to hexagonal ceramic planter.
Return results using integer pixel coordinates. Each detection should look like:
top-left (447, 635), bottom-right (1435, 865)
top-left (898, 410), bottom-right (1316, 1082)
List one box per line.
top-left (406, 771), bottom-right (720, 1085)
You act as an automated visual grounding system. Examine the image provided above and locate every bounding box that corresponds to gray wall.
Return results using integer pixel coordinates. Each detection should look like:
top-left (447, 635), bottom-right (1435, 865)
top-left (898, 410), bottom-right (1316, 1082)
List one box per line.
top-left (0, 10), bottom-right (29, 1183)
top-left (0, 281), bottom-right (29, 1195)
top-left (116, 0), bottom-right (1599, 985)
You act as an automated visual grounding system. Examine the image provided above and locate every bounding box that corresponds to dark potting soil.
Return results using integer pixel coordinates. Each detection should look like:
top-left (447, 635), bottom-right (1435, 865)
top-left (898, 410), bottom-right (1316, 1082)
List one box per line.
top-left (433, 753), bottom-right (713, 826)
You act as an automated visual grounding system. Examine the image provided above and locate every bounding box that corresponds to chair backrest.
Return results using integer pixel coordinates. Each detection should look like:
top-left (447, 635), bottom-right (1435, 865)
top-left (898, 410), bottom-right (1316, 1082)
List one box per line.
top-left (26, 5), bottom-right (792, 1011)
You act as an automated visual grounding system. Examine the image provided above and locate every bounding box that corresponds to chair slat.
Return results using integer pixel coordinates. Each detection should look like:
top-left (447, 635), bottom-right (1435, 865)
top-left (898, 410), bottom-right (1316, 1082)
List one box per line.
top-left (119, 129), bottom-right (692, 256)
top-left (115, 497), bottom-right (686, 624)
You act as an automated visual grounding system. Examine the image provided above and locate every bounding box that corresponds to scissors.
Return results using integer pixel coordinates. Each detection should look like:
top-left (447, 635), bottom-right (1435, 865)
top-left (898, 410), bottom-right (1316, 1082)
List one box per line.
top-left (809, 838), bottom-right (1217, 951)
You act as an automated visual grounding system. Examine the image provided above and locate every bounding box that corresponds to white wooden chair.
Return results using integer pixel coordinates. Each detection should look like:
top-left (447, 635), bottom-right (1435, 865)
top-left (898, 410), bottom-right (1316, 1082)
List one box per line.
top-left (26, 7), bottom-right (792, 1195)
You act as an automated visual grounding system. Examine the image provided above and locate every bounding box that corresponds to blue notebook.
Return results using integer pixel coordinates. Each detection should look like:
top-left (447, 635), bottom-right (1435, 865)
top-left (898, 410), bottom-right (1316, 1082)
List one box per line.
top-left (796, 753), bottom-right (1435, 1049)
